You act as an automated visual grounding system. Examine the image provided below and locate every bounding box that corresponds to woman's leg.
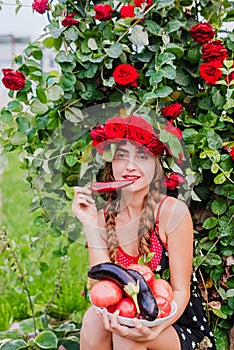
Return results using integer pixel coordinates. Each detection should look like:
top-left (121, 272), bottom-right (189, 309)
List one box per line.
top-left (112, 325), bottom-right (181, 350)
top-left (80, 306), bottom-right (112, 350)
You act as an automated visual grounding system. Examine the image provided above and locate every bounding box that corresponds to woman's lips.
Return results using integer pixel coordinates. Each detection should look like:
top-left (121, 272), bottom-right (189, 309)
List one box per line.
top-left (122, 175), bottom-right (140, 181)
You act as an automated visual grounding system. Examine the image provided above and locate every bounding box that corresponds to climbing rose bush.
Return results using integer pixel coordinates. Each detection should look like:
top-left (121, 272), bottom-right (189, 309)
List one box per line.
top-left (0, 1), bottom-right (233, 348)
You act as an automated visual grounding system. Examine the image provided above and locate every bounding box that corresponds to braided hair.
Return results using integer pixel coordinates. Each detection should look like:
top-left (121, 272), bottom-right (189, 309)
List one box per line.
top-left (102, 152), bottom-right (164, 263)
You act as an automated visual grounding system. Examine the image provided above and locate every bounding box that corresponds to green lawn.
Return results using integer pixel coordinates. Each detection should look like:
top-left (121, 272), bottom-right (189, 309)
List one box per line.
top-left (0, 151), bottom-right (90, 331)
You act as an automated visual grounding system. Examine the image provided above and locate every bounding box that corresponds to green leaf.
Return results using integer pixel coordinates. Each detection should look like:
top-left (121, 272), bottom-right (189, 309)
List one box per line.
top-left (165, 43), bottom-right (184, 59)
top-left (46, 85), bottom-right (64, 101)
top-left (128, 25), bottom-right (149, 47)
top-left (156, 0), bottom-right (174, 9)
top-left (182, 128), bottom-right (198, 143)
top-left (154, 86), bottom-right (173, 98)
top-left (16, 116), bottom-right (30, 132)
top-left (88, 38), bottom-right (98, 51)
top-left (160, 129), bottom-right (170, 142)
top-left (205, 253), bottom-right (223, 266)
top-left (84, 64), bottom-right (99, 78)
top-left (0, 339), bottom-right (27, 350)
top-left (207, 130), bottom-right (223, 150)
top-left (167, 20), bottom-right (182, 33)
top-left (141, 92), bottom-right (158, 102)
top-left (157, 52), bottom-right (176, 66)
top-left (42, 37), bottom-right (55, 48)
top-left (187, 46), bottom-right (200, 63)
top-left (64, 26), bottom-right (79, 42)
top-left (214, 173), bottom-right (228, 185)
top-left (35, 330), bottom-right (58, 349)
top-left (144, 20), bottom-right (161, 35)
top-left (7, 100), bottom-right (23, 112)
top-left (36, 86), bottom-right (47, 103)
top-left (212, 90), bottom-right (224, 109)
top-left (149, 71), bottom-right (163, 85)
top-left (211, 163), bottom-right (219, 174)
top-left (160, 65), bottom-right (176, 80)
top-left (104, 43), bottom-right (123, 58)
top-left (168, 135), bottom-right (182, 158)
top-left (66, 154), bottom-right (78, 167)
top-left (11, 132), bottom-right (27, 145)
top-left (65, 107), bottom-right (84, 123)
top-left (211, 198), bottom-right (227, 215)
top-left (31, 100), bottom-right (48, 114)
top-left (202, 217), bottom-right (218, 229)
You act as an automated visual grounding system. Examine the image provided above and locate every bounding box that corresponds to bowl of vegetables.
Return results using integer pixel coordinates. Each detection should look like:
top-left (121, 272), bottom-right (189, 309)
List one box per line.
top-left (88, 262), bottom-right (177, 327)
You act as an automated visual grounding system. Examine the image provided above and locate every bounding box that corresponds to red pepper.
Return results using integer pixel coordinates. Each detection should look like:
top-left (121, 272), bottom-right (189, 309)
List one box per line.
top-left (90, 180), bottom-right (134, 193)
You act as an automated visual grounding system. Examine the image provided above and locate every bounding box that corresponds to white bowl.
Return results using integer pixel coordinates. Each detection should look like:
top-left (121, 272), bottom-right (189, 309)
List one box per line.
top-left (92, 300), bottom-right (177, 327)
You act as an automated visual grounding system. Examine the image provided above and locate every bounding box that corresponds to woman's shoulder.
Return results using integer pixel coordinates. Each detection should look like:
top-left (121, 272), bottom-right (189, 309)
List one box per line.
top-left (163, 196), bottom-right (189, 211)
top-left (161, 196), bottom-right (191, 234)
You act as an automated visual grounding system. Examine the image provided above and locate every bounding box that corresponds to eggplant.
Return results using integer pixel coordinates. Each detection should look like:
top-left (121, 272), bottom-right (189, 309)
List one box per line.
top-left (127, 269), bottom-right (158, 321)
top-left (88, 262), bottom-right (137, 287)
top-left (88, 262), bottom-right (158, 320)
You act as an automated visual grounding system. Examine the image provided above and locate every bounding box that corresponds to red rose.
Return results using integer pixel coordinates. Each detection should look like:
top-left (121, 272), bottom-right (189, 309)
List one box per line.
top-left (201, 40), bottom-right (228, 63)
top-left (90, 124), bottom-right (106, 145)
top-left (120, 5), bottom-right (136, 19)
top-left (229, 147), bottom-right (234, 160)
top-left (113, 64), bottom-right (139, 87)
top-left (189, 22), bottom-right (215, 44)
top-left (163, 173), bottom-right (186, 190)
top-left (32, 0), bottom-right (49, 14)
top-left (200, 61), bottom-right (222, 85)
top-left (126, 114), bottom-right (154, 133)
top-left (164, 123), bottom-right (182, 139)
top-left (134, 0), bottom-right (152, 8)
top-left (62, 13), bottom-right (79, 27)
top-left (94, 4), bottom-right (113, 21)
top-left (105, 116), bottom-right (127, 140)
top-left (161, 102), bottom-right (183, 122)
top-left (127, 125), bottom-right (152, 146)
top-left (147, 136), bottom-right (165, 156)
top-left (2, 68), bottom-right (26, 90)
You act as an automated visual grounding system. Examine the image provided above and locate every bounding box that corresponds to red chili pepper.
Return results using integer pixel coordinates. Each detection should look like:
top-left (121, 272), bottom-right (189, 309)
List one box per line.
top-left (90, 180), bottom-right (134, 193)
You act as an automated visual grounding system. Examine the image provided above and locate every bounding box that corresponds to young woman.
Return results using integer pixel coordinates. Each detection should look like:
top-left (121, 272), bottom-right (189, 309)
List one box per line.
top-left (72, 115), bottom-right (216, 350)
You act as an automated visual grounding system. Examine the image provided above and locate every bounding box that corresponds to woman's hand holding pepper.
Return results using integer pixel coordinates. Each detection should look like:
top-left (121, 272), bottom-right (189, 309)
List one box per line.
top-left (72, 186), bottom-right (98, 226)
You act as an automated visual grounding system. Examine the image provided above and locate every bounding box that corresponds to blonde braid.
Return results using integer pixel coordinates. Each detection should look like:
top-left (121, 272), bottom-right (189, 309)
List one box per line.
top-left (138, 158), bottom-right (164, 255)
top-left (103, 163), bottom-right (119, 263)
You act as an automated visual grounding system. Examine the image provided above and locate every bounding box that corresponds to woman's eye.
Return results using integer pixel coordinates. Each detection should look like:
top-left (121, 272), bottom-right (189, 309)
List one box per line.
top-left (137, 154), bottom-right (148, 160)
top-left (115, 152), bottom-right (127, 159)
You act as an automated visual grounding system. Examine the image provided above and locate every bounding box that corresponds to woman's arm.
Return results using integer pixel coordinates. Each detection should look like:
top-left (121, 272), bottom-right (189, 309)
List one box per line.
top-left (154, 197), bottom-right (193, 332)
top-left (72, 186), bottom-right (110, 267)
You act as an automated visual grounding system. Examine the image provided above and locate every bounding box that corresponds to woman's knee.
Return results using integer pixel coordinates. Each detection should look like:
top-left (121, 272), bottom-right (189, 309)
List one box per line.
top-left (80, 307), bottom-right (112, 349)
top-left (112, 334), bottom-right (145, 350)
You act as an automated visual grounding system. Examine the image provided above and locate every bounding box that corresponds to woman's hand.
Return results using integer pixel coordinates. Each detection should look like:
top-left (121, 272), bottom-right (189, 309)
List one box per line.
top-left (99, 309), bottom-right (160, 343)
top-left (72, 186), bottom-right (98, 226)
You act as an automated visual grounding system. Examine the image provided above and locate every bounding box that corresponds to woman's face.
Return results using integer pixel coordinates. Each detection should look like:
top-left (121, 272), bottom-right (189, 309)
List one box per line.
top-left (112, 141), bottom-right (156, 193)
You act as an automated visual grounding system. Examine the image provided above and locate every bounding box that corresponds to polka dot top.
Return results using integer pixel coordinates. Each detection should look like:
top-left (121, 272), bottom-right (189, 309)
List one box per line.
top-left (116, 196), bottom-right (168, 271)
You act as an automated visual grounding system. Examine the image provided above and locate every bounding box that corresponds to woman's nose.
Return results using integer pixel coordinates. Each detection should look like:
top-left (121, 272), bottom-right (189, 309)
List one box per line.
top-left (125, 158), bottom-right (136, 171)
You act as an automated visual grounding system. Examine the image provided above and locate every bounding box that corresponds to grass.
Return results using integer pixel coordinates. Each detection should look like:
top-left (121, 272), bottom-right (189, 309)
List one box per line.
top-left (0, 151), bottom-right (90, 331)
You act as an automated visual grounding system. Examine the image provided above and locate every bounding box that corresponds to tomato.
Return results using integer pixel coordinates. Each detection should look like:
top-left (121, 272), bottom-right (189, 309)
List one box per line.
top-left (127, 264), bottom-right (154, 288)
top-left (107, 304), bottom-right (117, 313)
top-left (115, 297), bottom-right (137, 318)
top-left (151, 278), bottom-right (174, 302)
top-left (90, 280), bottom-right (123, 308)
top-left (155, 295), bottom-right (171, 318)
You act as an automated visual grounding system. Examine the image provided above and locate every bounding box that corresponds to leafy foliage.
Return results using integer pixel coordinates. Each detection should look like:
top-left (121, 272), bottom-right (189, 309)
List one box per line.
top-left (0, 0), bottom-right (234, 348)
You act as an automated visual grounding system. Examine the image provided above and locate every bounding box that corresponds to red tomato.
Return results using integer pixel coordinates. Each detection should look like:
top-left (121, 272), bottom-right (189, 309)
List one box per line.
top-left (115, 297), bottom-right (137, 318)
top-left (155, 295), bottom-right (171, 318)
top-left (107, 304), bottom-right (117, 313)
top-left (151, 278), bottom-right (174, 302)
top-left (90, 280), bottom-right (123, 308)
top-left (127, 264), bottom-right (154, 288)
